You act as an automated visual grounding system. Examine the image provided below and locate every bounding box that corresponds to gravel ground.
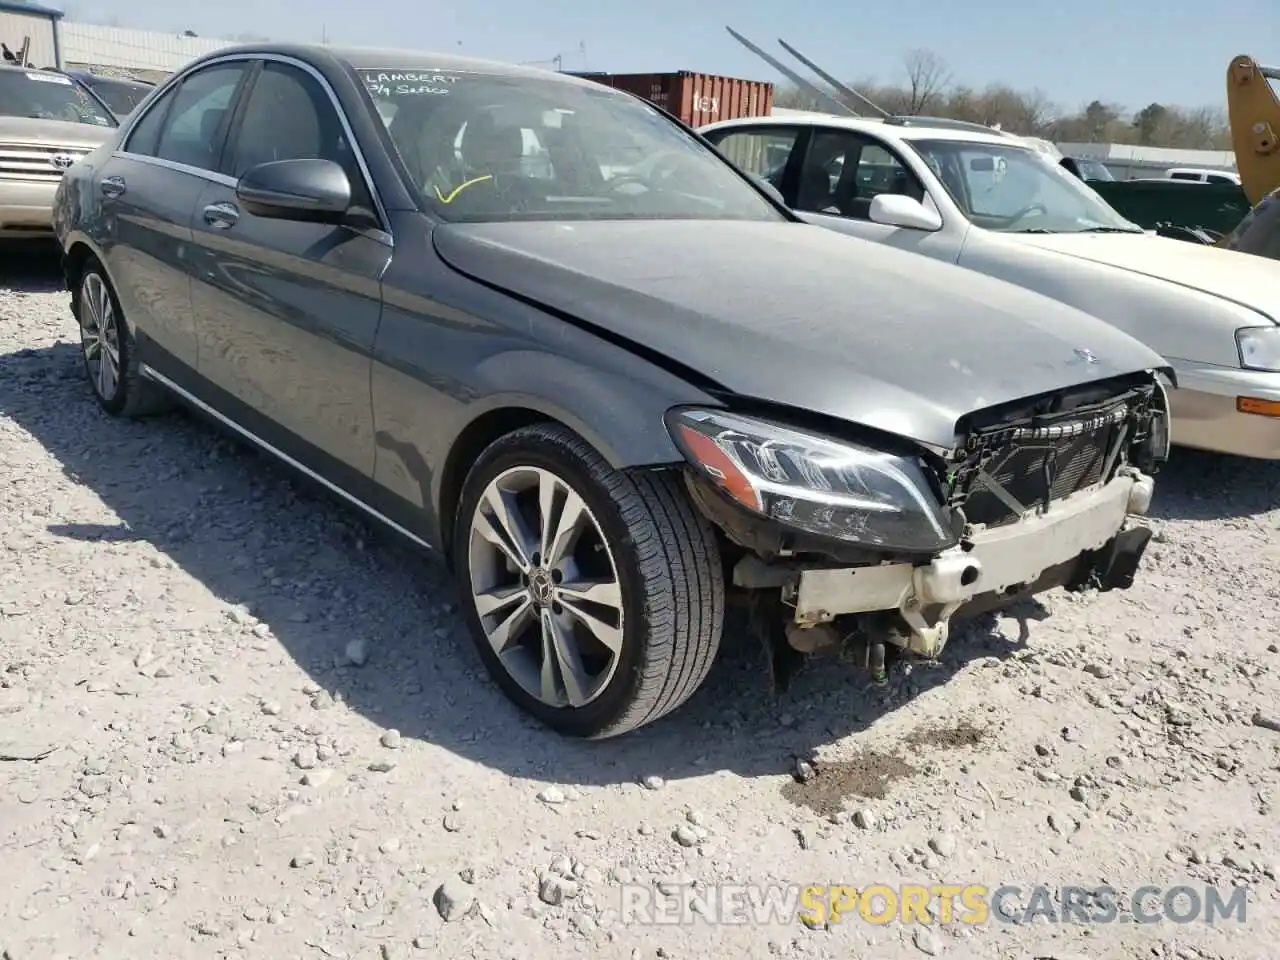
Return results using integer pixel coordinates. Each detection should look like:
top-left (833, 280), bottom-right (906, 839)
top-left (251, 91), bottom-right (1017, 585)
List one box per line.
top-left (2, 249), bottom-right (1279, 960)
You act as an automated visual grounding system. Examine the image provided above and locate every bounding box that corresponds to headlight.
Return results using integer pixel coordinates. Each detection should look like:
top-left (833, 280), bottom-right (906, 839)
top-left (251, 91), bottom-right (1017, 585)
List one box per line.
top-left (1149, 378), bottom-right (1172, 461)
top-left (666, 408), bottom-right (955, 553)
top-left (1236, 326), bottom-right (1280, 372)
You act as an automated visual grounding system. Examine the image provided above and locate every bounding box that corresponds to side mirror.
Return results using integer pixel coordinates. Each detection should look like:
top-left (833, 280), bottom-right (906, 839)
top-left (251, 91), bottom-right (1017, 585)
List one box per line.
top-left (753, 176), bottom-right (785, 205)
top-left (235, 158), bottom-right (352, 223)
top-left (868, 194), bottom-right (943, 231)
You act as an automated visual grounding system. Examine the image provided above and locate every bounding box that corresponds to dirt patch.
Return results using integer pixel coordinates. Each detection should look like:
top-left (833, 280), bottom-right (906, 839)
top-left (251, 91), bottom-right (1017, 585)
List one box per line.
top-left (781, 751), bottom-right (916, 817)
top-left (902, 719), bottom-right (988, 750)
top-left (781, 720), bottom-right (986, 816)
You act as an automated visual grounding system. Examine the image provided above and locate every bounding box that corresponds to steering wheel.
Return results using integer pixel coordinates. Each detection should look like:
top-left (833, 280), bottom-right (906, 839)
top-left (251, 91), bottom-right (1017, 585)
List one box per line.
top-left (644, 152), bottom-right (690, 184)
top-left (605, 174), bottom-right (653, 194)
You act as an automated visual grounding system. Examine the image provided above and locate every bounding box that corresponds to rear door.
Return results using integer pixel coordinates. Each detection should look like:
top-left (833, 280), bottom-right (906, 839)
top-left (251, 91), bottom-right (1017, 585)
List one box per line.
top-left (97, 60), bottom-right (252, 376)
top-left (187, 57), bottom-right (390, 481)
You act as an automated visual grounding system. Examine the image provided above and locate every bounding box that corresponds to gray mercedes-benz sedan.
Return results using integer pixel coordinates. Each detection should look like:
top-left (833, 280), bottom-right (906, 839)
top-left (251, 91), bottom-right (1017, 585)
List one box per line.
top-left (53, 43), bottom-right (1173, 738)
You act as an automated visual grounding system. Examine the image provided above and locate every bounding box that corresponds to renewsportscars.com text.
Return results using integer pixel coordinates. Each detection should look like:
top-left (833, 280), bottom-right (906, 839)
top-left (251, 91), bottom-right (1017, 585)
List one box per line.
top-left (619, 883), bottom-right (1249, 927)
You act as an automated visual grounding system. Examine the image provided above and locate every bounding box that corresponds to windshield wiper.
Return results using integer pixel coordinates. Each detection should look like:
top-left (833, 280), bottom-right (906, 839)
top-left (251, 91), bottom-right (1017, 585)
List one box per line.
top-left (1075, 226), bottom-right (1144, 234)
top-left (1008, 227), bottom-right (1052, 234)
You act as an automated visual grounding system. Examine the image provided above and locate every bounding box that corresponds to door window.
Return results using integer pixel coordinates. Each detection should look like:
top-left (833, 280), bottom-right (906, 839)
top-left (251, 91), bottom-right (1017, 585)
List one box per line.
top-left (123, 85), bottom-right (177, 156)
top-left (139, 63), bottom-right (246, 171)
top-left (229, 62), bottom-right (373, 210)
top-left (707, 128), bottom-right (798, 191)
top-left (796, 131), bottom-right (924, 219)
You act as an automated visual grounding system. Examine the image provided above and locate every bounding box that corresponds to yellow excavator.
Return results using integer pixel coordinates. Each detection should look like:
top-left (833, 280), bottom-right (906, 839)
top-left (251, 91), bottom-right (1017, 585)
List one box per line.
top-left (1222, 55), bottom-right (1280, 258)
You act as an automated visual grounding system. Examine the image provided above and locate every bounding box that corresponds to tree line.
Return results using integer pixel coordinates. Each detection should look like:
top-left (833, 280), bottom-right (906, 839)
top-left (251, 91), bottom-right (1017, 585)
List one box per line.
top-left (773, 49), bottom-right (1233, 151)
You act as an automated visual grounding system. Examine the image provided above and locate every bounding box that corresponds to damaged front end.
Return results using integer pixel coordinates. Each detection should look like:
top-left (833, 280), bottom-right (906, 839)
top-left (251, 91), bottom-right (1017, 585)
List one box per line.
top-left (667, 372), bottom-right (1170, 681)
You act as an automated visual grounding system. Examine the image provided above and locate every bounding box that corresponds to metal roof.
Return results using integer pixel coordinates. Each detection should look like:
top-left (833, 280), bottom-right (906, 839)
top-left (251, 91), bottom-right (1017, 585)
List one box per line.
top-left (0, 1), bottom-right (63, 19)
top-left (1057, 141), bottom-right (1237, 170)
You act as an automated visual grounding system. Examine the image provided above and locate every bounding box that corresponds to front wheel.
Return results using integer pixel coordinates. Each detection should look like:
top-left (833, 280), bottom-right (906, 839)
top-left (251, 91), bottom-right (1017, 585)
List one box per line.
top-left (453, 424), bottom-right (725, 738)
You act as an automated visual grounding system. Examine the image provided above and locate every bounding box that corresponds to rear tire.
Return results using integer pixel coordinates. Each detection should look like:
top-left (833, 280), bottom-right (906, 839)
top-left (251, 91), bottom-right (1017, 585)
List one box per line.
top-left (453, 423), bottom-right (725, 738)
top-left (73, 258), bottom-right (171, 418)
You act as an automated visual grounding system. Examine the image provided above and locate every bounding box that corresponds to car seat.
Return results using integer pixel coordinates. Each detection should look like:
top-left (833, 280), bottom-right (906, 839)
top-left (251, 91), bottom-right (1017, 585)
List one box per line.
top-left (455, 114), bottom-right (541, 211)
top-left (461, 113), bottom-right (527, 180)
top-left (795, 159), bottom-right (834, 211)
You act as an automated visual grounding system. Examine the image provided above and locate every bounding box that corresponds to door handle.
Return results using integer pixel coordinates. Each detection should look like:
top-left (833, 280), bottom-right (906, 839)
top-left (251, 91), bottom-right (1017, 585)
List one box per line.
top-left (99, 175), bottom-right (126, 199)
top-left (202, 201), bottom-right (239, 229)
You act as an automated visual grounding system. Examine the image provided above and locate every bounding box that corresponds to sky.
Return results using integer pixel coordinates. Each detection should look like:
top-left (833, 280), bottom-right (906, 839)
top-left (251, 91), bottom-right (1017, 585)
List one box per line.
top-left (49, 0), bottom-right (1280, 113)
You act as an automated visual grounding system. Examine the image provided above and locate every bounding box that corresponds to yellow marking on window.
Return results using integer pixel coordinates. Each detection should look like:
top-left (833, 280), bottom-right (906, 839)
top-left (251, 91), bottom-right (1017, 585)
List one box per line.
top-left (434, 175), bottom-right (493, 204)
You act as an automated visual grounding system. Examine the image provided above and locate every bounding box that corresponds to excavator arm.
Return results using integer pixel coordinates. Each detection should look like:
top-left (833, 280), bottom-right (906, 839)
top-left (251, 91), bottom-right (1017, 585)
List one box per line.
top-left (1223, 188), bottom-right (1280, 260)
top-left (1220, 56), bottom-right (1280, 259)
top-left (1227, 55), bottom-right (1280, 206)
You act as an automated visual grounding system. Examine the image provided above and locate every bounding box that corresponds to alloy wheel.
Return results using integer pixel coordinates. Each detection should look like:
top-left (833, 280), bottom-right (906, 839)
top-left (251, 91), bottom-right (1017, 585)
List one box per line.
top-left (79, 273), bottom-right (120, 402)
top-left (467, 465), bottom-right (625, 709)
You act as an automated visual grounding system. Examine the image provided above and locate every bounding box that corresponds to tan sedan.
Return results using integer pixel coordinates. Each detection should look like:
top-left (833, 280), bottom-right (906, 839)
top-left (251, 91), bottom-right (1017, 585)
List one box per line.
top-left (1, 65), bottom-right (116, 240)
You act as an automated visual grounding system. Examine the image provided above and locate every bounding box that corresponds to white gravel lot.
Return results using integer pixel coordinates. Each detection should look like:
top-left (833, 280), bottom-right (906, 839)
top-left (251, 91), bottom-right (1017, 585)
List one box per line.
top-left (2, 250), bottom-right (1279, 960)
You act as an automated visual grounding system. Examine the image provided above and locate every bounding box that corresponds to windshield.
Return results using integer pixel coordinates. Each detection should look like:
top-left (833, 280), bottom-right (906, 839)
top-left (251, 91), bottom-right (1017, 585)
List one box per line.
top-left (0, 70), bottom-right (116, 126)
top-left (85, 78), bottom-right (150, 117)
top-left (909, 139), bottom-right (1139, 234)
top-left (357, 68), bottom-right (782, 223)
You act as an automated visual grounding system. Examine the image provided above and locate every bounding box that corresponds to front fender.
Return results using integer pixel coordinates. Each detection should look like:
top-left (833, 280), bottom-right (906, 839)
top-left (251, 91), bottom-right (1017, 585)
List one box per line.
top-left (448, 350), bottom-right (695, 470)
top-left (370, 289), bottom-right (721, 547)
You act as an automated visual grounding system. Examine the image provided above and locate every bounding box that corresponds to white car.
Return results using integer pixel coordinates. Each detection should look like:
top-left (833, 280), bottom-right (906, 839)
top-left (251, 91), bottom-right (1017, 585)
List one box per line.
top-left (1163, 167), bottom-right (1241, 185)
top-left (701, 113), bottom-right (1280, 459)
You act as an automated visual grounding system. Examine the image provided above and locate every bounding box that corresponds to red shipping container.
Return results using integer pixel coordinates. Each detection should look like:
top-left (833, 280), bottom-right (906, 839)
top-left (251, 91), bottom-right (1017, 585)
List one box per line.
top-left (568, 71), bottom-right (774, 128)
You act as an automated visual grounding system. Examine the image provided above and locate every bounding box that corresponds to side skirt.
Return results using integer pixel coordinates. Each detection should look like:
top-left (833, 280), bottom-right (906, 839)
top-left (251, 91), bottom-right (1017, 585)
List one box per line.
top-left (135, 346), bottom-right (441, 554)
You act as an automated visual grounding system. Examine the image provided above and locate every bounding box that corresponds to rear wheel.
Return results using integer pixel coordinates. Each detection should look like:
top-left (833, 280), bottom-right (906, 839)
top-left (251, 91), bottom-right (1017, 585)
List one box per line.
top-left (74, 260), bottom-right (170, 417)
top-left (453, 423), bottom-right (725, 738)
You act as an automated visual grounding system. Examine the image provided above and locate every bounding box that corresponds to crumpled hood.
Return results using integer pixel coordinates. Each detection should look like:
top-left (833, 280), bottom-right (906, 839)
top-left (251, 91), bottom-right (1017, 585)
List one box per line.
top-left (434, 219), bottom-right (1166, 449)
top-left (1006, 231), bottom-right (1280, 321)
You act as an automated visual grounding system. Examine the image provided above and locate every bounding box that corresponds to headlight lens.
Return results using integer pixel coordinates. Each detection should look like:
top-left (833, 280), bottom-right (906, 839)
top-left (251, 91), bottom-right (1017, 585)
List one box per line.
top-left (1148, 378), bottom-right (1172, 461)
top-left (1236, 326), bottom-right (1280, 372)
top-left (666, 408), bottom-right (955, 553)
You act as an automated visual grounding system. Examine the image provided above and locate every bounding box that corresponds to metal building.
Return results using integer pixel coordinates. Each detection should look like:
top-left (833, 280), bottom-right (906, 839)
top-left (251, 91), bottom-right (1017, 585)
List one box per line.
top-left (56, 23), bottom-right (232, 82)
top-left (0, 0), bottom-right (63, 69)
top-left (1057, 142), bottom-right (1238, 180)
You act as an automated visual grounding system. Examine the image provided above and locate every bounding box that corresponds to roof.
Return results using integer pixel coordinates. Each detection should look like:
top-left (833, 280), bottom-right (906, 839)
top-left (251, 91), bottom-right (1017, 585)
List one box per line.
top-left (0, 0), bottom-right (63, 18)
top-left (702, 111), bottom-right (1018, 149)
top-left (769, 107), bottom-right (834, 119)
top-left (195, 42), bottom-right (587, 86)
top-left (0, 62), bottom-right (59, 74)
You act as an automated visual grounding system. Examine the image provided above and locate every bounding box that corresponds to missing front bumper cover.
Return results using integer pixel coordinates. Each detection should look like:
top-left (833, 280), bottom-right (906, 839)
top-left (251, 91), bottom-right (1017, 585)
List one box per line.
top-left (790, 472), bottom-right (1150, 658)
top-left (1066, 524), bottom-right (1153, 593)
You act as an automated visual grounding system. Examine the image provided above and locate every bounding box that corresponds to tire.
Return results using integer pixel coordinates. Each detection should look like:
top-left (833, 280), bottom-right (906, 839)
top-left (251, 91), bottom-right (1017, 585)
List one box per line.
top-left (452, 423), bottom-right (725, 738)
top-left (72, 258), bottom-right (171, 418)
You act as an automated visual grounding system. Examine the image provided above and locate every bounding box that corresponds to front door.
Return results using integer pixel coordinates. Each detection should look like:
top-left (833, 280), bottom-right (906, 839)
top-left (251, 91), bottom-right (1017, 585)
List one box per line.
top-left (187, 59), bottom-right (389, 482)
top-left (789, 129), bottom-right (962, 263)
